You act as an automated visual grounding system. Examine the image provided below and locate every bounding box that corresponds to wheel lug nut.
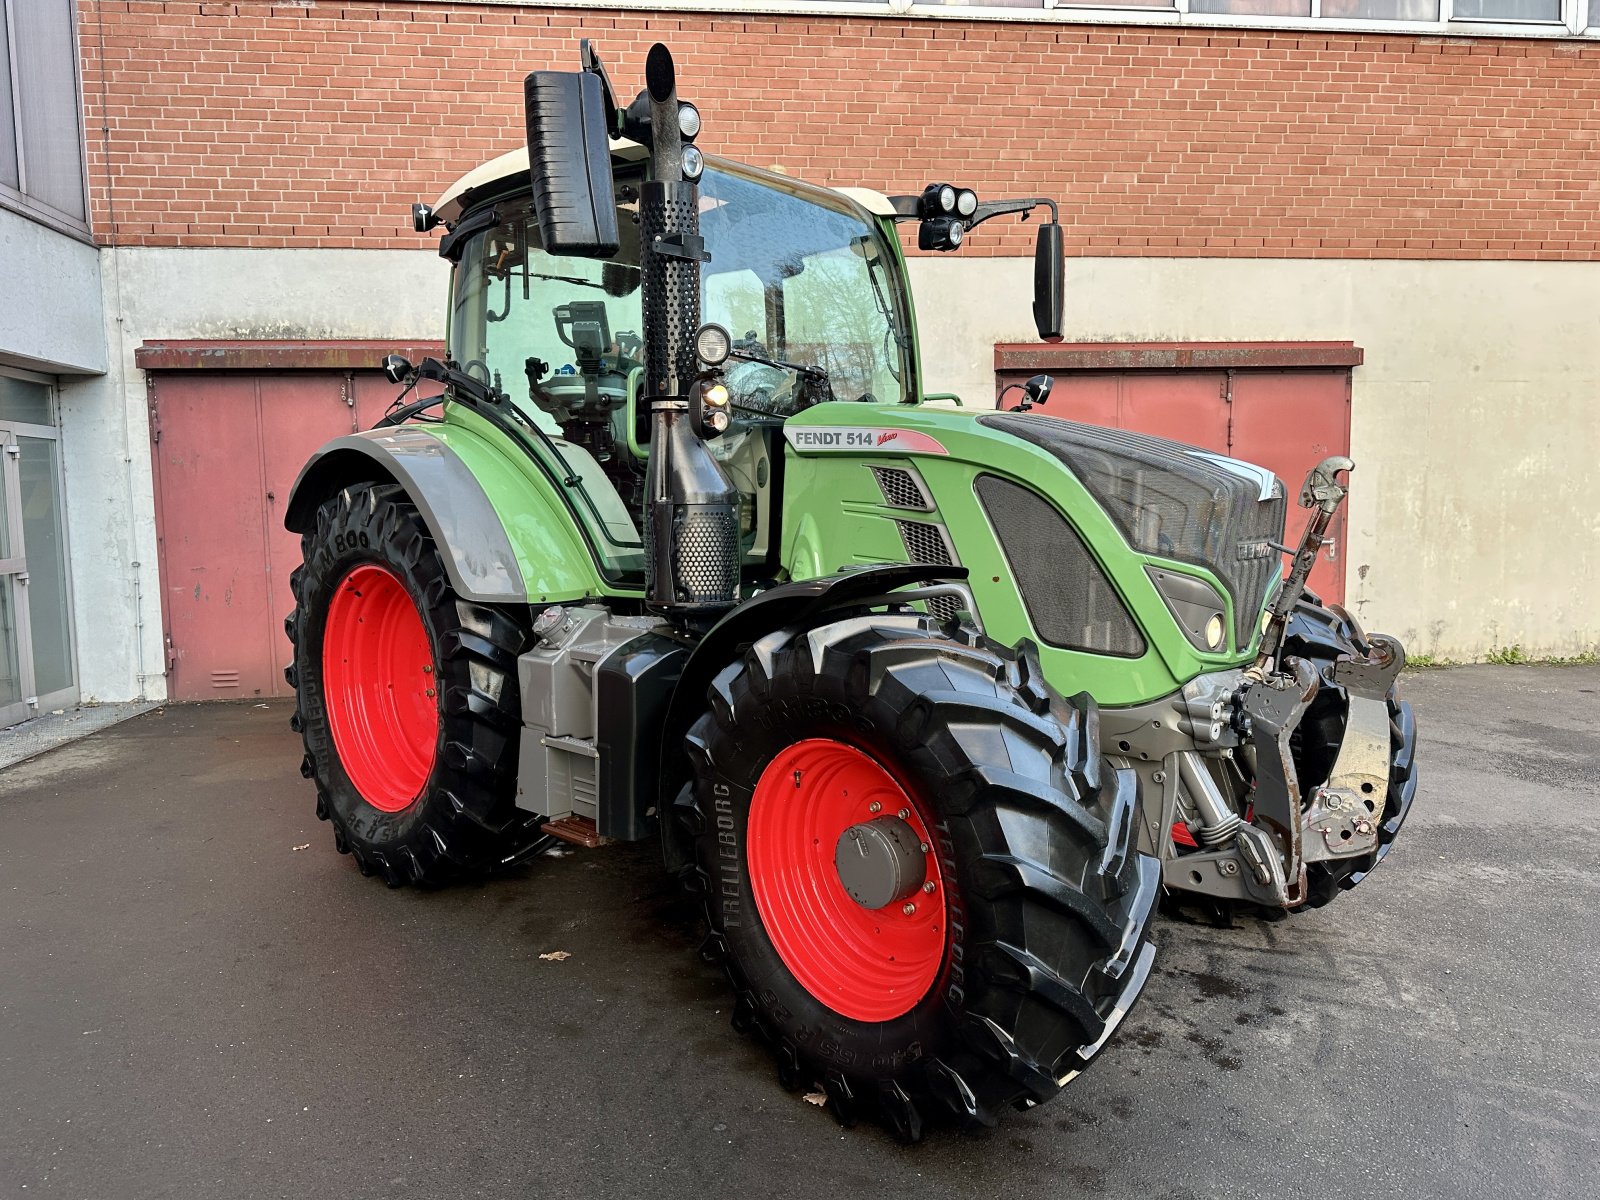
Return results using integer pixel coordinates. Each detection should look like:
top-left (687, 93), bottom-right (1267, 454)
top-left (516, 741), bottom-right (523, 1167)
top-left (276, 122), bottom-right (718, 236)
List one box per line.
top-left (922, 881), bottom-right (935, 894)
top-left (868, 801), bottom-right (881, 814)
top-left (919, 842), bottom-right (930, 853)
top-left (897, 808), bottom-right (910, 820)
top-left (902, 903), bottom-right (916, 916)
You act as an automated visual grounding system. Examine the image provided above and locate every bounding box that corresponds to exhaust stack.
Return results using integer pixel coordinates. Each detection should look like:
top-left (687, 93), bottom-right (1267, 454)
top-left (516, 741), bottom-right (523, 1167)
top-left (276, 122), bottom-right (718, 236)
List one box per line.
top-left (634, 44), bottom-right (740, 614)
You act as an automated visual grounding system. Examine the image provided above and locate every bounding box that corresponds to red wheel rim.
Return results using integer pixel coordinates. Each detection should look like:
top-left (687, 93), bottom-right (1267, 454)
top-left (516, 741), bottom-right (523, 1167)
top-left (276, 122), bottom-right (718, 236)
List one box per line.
top-left (321, 563), bottom-right (438, 812)
top-left (748, 739), bottom-right (947, 1022)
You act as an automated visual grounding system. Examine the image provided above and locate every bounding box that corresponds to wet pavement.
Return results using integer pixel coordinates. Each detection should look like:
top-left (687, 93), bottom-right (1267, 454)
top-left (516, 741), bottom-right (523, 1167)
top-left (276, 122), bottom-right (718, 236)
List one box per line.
top-left (1, 665), bottom-right (1596, 1199)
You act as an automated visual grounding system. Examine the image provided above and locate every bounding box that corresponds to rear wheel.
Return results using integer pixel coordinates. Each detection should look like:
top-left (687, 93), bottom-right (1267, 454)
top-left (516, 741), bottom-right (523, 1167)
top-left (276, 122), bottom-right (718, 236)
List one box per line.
top-left (676, 614), bottom-right (1160, 1140)
top-left (285, 481), bottom-right (536, 886)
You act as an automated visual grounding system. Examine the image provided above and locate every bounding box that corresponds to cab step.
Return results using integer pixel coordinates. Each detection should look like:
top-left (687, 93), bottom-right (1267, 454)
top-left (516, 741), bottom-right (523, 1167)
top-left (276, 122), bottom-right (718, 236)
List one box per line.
top-left (541, 815), bottom-right (604, 849)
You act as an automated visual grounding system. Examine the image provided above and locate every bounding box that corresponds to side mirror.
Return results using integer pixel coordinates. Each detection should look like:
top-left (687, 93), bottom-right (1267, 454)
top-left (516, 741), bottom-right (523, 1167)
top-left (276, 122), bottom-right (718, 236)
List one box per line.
top-left (381, 354), bottom-right (413, 384)
top-left (524, 70), bottom-right (619, 258)
top-left (1032, 222), bottom-right (1064, 341)
top-left (1023, 373), bottom-right (1053, 408)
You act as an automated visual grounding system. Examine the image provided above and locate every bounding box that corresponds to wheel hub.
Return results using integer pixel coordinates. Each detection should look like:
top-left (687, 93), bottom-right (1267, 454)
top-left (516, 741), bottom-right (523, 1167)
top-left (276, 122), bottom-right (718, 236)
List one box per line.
top-left (835, 817), bottom-right (927, 910)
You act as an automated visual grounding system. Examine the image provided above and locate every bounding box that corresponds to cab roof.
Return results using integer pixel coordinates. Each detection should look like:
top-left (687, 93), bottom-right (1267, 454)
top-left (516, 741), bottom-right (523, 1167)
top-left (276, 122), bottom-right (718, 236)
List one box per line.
top-left (433, 145), bottom-right (898, 225)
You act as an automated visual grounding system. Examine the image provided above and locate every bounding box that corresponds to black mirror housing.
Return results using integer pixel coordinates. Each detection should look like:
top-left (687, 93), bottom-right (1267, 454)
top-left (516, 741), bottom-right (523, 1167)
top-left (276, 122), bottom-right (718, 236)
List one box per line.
top-left (1023, 373), bottom-right (1053, 407)
top-left (381, 354), bottom-right (413, 384)
top-left (524, 70), bottom-right (620, 258)
top-left (1032, 222), bottom-right (1064, 341)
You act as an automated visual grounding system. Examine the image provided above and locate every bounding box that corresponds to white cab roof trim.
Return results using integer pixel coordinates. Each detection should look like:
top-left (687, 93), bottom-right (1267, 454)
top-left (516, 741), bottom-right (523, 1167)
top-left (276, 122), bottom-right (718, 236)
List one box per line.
top-left (434, 146), bottom-right (897, 221)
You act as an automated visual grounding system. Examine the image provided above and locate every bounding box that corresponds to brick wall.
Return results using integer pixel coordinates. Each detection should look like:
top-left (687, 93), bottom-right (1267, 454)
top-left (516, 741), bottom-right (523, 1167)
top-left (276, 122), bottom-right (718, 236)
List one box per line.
top-left (79, 1), bottom-right (1600, 258)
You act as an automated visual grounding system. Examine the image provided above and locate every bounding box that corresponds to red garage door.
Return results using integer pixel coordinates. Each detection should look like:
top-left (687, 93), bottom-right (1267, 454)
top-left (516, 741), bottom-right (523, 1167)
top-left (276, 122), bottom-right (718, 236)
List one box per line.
top-left (995, 341), bottom-right (1360, 605)
top-left (140, 340), bottom-right (442, 701)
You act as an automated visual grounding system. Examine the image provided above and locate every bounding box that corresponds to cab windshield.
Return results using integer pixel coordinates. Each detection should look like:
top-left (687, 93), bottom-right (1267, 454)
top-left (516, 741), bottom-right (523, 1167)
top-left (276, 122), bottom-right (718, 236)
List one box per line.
top-left (445, 161), bottom-right (915, 584)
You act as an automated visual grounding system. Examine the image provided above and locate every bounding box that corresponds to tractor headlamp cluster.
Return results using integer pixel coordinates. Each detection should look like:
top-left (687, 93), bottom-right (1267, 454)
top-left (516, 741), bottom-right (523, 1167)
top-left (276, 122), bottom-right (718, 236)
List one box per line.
top-left (694, 380), bottom-right (731, 436)
top-left (916, 182), bottom-right (979, 252)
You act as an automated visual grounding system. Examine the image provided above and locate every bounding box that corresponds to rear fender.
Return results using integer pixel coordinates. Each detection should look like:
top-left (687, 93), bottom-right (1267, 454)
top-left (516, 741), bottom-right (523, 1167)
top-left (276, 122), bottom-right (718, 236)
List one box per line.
top-left (284, 426), bottom-right (604, 604)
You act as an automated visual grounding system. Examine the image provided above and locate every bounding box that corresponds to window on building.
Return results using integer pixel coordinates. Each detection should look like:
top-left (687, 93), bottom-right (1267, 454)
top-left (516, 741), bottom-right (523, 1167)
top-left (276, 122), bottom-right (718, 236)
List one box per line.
top-left (1453, 0), bottom-right (1563, 18)
top-left (1188, 0), bottom-right (1313, 16)
top-left (0, 0), bottom-right (88, 229)
top-left (1322, 0), bottom-right (1441, 17)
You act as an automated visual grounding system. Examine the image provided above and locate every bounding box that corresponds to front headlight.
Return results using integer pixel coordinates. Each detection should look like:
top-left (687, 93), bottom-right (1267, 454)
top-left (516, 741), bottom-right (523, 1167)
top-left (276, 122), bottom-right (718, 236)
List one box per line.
top-left (1147, 566), bottom-right (1232, 655)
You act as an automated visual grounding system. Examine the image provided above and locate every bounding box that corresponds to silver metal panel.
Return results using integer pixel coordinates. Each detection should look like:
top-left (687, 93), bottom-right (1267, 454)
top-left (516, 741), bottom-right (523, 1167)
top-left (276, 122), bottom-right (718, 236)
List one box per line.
top-left (514, 607), bottom-right (666, 818)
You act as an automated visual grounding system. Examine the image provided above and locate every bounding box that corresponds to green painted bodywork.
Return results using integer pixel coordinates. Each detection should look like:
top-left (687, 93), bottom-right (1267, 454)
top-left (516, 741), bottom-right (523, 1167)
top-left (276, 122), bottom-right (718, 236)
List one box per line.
top-left (420, 185), bottom-right (1262, 709)
top-left (779, 403), bottom-right (1263, 708)
top-left (430, 405), bottom-right (642, 604)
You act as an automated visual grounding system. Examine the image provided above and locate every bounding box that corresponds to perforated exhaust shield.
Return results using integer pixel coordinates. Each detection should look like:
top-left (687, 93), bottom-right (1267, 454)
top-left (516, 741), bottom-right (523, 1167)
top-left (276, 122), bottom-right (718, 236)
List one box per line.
top-left (640, 178), bottom-right (739, 609)
top-left (978, 412), bottom-right (1287, 648)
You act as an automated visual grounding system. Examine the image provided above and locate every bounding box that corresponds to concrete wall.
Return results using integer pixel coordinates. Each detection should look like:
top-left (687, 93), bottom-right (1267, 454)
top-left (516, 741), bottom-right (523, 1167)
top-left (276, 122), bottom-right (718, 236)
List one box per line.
top-left (65, 247), bottom-right (1596, 702)
top-left (909, 256), bottom-right (1600, 661)
top-left (0, 208), bottom-right (106, 375)
top-left (61, 247), bottom-right (449, 702)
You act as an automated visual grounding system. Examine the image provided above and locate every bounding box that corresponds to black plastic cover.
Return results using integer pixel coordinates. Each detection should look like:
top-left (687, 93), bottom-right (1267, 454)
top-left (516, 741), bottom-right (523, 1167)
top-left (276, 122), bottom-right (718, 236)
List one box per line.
top-left (523, 70), bottom-right (620, 258)
top-left (976, 474), bottom-right (1146, 657)
top-left (596, 632), bottom-right (688, 842)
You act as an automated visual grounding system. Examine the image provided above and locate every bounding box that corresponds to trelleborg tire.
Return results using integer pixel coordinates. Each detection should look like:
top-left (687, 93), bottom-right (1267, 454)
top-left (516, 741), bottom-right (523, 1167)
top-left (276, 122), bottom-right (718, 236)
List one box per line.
top-left (285, 481), bottom-right (535, 887)
top-left (675, 613), bottom-right (1160, 1140)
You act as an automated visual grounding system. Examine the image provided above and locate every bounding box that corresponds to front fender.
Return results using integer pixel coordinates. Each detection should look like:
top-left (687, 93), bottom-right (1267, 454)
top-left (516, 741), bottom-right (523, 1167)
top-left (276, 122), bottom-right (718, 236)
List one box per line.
top-left (657, 564), bottom-right (967, 871)
top-left (284, 426), bottom-right (605, 604)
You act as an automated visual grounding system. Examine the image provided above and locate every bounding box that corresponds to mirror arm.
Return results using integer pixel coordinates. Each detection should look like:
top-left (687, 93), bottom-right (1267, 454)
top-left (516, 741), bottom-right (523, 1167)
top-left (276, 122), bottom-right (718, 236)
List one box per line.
top-left (967, 196), bottom-right (1057, 229)
top-left (438, 207), bottom-right (502, 263)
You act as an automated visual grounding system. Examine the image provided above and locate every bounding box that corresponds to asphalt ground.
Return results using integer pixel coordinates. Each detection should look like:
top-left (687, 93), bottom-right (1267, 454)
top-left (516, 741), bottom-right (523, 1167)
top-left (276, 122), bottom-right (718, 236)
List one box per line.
top-left (2, 665), bottom-right (1596, 1199)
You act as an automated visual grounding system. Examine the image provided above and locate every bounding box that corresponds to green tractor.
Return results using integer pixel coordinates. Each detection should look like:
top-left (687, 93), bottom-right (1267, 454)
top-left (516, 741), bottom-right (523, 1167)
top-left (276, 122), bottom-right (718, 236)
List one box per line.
top-left (283, 42), bottom-right (1417, 1141)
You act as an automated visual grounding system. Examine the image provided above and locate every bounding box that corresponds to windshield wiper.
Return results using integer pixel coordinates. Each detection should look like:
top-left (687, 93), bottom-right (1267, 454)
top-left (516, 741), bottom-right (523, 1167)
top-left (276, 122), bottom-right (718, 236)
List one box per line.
top-left (728, 347), bottom-right (834, 407)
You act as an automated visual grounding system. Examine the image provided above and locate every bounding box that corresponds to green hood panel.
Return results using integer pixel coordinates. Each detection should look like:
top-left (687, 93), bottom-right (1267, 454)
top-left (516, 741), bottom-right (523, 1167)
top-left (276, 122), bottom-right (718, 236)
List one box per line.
top-left (779, 403), bottom-right (1270, 707)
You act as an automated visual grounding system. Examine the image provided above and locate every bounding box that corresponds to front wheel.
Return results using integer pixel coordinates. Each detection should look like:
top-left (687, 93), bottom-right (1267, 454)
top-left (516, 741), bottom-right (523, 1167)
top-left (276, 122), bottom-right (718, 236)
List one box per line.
top-left (285, 481), bottom-right (535, 886)
top-left (676, 615), bottom-right (1160, 1140)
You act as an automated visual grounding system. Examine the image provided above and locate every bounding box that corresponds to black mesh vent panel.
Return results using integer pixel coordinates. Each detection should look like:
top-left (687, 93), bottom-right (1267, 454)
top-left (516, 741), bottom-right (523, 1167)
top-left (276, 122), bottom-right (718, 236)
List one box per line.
top-left (975, 475), bottom-right (1146, 658)
top-left (895, 519), bottom-right (960, 623)
top-left (896, 519), bottom-right (953, 566)
top-left (673, 507), bottom-right (738, 605)
top-left (979, 412), bottom-right (1286, 647)
top-left (871, 466), bottom-right (932, 511)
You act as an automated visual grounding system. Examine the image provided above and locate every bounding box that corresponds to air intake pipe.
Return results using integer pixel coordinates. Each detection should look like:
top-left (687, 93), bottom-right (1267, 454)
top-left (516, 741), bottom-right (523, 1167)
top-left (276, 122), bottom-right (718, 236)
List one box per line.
top-left (634, 44), bottom-right (740, 614)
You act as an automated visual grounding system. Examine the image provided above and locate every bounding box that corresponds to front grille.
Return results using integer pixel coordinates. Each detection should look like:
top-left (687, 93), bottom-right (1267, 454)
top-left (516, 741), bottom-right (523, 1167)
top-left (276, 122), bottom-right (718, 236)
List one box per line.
top-left (980, 412), bottom-right (1286, 647)
top-left (871, 466), bottom-right (933, 511)
top-left (976, 475), bottom-right (1146, 657)
top-left (896, 519), bottom-right (953, 567)
top-left (895, 518), bottom-right (961, 622)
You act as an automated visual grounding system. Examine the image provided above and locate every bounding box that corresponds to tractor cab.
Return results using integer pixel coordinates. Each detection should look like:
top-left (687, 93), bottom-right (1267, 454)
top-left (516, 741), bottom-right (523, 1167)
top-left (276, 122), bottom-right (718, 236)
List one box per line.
top-left (434, 146), bottom-right (917, 587)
